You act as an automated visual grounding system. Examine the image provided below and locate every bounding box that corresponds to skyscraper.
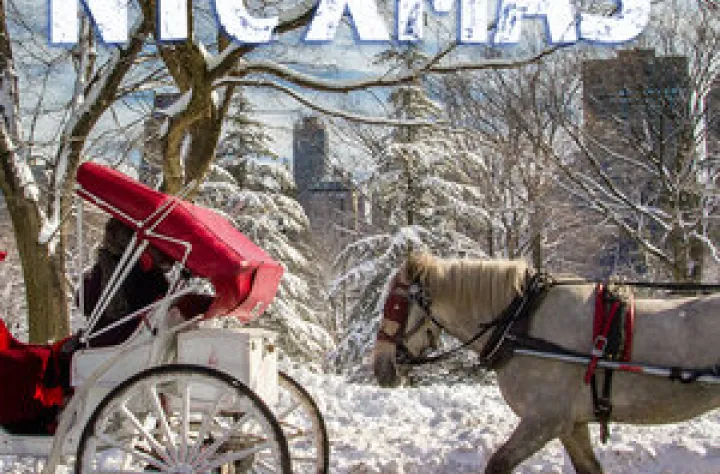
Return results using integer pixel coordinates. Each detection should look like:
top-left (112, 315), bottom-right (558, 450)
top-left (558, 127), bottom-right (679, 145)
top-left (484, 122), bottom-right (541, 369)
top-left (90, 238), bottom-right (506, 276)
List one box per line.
top-left (293, 116), bottom-right (328, 198)
top-left (292, 116), bottom-right (371, 240)
top-left (583, 49), bottom-right (690, 164)
top-left (581, 49), bottom-right (694, 278)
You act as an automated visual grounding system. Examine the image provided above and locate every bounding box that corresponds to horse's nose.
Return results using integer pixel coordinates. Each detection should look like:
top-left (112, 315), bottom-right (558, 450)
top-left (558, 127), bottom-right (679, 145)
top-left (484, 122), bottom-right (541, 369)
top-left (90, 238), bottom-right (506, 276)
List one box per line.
top-left (373, 354), bottom-right (401, 388)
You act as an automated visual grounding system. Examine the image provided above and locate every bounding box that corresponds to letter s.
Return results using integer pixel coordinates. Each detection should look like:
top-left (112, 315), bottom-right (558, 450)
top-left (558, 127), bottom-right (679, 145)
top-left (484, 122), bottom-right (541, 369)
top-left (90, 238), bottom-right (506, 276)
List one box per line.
top-left (580, 0), bottom-right (651, 44)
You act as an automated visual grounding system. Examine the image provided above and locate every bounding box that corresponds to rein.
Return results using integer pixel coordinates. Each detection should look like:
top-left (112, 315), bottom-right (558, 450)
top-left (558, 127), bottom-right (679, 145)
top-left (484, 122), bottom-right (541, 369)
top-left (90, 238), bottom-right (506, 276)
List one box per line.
top-left (396, 273), bottom-right (549, 367)
top-left (395, 284), bottom-right (501, 366)
top-left (385, 272), bottom-right (720, 368)
top-left (550, 279), bottom-right (720, 293)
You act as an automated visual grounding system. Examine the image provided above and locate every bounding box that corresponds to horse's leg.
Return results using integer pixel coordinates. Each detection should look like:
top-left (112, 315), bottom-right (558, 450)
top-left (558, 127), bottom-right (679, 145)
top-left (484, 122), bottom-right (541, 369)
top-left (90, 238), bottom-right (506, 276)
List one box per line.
top-left (485, 417), bottom-right (565, 474)
top-left (560, 423), bottom-right (604, 474)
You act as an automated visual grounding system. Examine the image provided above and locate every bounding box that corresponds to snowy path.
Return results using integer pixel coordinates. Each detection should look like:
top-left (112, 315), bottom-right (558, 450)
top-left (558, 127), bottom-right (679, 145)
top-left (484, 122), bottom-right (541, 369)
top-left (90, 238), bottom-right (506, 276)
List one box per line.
top-left (290, 370), bottom-right (720, 474)
top-left (1, 369), bottom-right (719, 473)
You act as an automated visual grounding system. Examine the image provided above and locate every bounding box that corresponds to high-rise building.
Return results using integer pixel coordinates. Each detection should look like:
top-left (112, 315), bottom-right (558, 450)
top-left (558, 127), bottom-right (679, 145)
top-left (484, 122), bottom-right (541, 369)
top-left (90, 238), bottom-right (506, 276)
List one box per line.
top-left (293, 116), bottom-right (328, 198)
top-left (583, 49), bottom-right (690, 163)
top-left (582, 49), bottom-right (693, 277)
top-left (292, 116), bottom-right (371, 240)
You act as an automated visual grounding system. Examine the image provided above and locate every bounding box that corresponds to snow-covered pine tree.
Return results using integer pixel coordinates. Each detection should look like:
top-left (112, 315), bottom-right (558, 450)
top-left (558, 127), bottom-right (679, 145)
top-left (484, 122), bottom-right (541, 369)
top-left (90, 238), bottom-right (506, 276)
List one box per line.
top-left (329, 47), bottom-right (486, 371)
top-left (199, 99), bottom-right (334, 362)
top-left (216, 92), bottom-right (278, 179)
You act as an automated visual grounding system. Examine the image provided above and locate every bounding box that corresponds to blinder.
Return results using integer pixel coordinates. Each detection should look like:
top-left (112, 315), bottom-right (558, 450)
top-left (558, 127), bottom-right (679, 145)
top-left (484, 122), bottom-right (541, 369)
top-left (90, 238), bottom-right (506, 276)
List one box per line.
top-left (376, 276), bottom-right (411, 345)
top-left (377, 274), bottom-right (441, 363)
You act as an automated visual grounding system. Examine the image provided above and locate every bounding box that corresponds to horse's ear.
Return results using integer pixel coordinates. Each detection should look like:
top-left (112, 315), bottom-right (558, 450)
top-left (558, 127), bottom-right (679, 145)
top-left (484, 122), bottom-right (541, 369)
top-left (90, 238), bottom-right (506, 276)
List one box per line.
top-left (405, 251), bottom-right (431, 283)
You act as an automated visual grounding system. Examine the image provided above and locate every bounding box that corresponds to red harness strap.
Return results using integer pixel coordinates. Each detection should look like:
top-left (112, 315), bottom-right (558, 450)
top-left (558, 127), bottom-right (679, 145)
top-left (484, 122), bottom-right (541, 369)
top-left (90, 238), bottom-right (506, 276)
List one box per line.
top-left (585, 284), bottom-right (636, 383)
top-left (584, 284), bottom-right (636, 443)
top-left (376, 275), bottom-right (410, 344)
top-left (584, 284), bottom-right (622, 383)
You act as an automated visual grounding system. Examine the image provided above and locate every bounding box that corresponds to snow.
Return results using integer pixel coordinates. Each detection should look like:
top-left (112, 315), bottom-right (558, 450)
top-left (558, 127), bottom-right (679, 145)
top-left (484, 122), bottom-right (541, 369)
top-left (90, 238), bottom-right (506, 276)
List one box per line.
top-left (0, 368), bottom-right (719, 473)
top-left (289, 369), bottom-right (720, 474)
top-left (157, 90), bottom-right (191, 119)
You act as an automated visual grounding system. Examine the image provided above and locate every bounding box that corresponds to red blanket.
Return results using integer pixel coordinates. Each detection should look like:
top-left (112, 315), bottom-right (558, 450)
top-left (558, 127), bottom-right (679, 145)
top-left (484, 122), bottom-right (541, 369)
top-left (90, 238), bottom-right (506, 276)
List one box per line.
top-left (0, 320), bottom-right (68, 434)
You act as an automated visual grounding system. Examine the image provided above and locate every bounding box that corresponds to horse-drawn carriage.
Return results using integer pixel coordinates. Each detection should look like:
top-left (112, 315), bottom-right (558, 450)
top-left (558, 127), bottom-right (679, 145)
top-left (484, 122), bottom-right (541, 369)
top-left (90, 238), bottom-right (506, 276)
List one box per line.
top-left (0, 162), bottom-right (329, 473)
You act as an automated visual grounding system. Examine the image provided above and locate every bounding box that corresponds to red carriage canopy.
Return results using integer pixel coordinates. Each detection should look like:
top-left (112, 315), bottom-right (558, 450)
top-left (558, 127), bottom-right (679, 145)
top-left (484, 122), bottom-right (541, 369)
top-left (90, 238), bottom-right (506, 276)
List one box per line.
top-left (76, 162), bottom-right (283, 322)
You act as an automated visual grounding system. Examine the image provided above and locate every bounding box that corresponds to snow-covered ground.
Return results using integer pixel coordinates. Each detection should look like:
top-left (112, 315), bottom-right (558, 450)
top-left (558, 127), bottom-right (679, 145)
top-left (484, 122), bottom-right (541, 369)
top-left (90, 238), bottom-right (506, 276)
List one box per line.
top-left (2, 369), bottom-right (719, 473)
top-left (291, 369), bottom-right (720, 474)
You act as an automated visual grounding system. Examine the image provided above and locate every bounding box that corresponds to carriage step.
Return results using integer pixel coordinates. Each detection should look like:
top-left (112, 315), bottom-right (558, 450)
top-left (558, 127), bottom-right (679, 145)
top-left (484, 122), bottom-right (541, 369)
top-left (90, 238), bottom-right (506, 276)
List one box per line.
top-left (0, 432), bottom-right (54, 456)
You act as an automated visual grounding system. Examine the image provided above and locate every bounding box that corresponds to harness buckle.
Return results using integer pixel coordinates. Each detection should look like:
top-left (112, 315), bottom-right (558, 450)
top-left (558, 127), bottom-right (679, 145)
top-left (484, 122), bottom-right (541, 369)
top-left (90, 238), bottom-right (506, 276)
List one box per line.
top-left (591, 335), bottom-right (608, 357)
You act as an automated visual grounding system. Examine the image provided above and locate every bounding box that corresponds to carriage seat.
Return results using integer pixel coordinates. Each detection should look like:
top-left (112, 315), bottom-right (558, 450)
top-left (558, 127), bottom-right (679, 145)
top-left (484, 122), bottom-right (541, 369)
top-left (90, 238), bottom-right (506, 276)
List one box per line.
top-left (0, 319), bottom-right (71, 435)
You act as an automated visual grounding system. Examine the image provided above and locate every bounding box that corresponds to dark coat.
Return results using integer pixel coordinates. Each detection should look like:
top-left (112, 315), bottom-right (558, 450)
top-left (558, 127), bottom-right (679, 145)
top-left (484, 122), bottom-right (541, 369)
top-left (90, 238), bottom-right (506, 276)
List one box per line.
top-left (82, 248), bottom-right (170, 347)
top-left (82, 248), bottom-right (214, 347)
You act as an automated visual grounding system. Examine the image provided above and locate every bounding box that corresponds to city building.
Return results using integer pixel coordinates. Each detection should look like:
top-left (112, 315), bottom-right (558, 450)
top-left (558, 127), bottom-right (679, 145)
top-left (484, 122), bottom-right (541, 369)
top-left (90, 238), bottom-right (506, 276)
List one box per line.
top-left (292, 116), bottom-right (370, 238)
top-left (293, 117), bottom-right (329, 199)
top-left (581, 49), bottom-right (693, 278)
top-left (582, 49), bottom-right (690, 161)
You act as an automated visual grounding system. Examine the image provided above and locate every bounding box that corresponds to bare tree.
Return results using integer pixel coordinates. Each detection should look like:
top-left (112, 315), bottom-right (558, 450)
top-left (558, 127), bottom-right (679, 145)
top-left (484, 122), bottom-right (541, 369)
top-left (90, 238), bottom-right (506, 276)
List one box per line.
top-left (438, 58), bottom-right (576, 269)
top-left (0, 1), bottom-right (156, 341)
top-left (439, 1), bottom-right (718, 282)
top-left (548, 4), bottom-right (720, 282)
top-left (1, 0), bottom-right (566, 343)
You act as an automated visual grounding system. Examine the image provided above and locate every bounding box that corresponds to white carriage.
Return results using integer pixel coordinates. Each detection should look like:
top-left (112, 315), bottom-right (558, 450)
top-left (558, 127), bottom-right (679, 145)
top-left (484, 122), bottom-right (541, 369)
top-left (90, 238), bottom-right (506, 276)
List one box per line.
top-left (0, 162), bottom-right (328, 473)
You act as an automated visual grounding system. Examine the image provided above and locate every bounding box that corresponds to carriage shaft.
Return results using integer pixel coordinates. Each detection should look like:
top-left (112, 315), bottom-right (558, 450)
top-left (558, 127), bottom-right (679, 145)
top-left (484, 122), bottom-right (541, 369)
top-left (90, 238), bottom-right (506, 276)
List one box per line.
top-left (514, 348), bottom-right (720, 384)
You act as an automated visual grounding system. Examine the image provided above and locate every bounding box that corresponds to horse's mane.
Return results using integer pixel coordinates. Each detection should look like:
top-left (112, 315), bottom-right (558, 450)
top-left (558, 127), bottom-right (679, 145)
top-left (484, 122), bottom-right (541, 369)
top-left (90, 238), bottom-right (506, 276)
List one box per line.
top-left (405, 253), bottom-right (530, 318)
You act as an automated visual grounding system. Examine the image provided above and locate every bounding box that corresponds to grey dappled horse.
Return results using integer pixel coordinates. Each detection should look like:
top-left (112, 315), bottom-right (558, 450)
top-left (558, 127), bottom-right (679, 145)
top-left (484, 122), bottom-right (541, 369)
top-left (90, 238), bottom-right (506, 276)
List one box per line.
top-left (373, 253), bottom-right (720, 474)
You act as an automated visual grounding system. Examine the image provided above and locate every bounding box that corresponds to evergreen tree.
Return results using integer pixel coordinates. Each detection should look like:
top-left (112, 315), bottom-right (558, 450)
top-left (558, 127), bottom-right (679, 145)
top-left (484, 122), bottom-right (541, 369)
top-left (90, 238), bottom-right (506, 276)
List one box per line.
top-left (330, 47), bottom-right (485, 370)
top-left (201, 161), bottom-right (334, 362)
top-left (200, 97), bottom-right (334, 362)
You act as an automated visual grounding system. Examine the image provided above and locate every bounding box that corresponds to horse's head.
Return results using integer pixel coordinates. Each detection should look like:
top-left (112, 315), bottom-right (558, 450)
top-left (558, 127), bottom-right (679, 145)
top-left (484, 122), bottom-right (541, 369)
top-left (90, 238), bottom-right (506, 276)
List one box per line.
top-left (373, 253), bottom-right (442, 388)
top-left (373, 253), bottom-right (531, 387)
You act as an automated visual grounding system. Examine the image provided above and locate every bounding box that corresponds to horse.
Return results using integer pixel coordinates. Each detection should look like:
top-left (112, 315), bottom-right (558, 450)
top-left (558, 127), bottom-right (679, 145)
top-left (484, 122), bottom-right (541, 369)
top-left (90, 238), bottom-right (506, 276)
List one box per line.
top-left (373, 253), bottom-right (720, 474)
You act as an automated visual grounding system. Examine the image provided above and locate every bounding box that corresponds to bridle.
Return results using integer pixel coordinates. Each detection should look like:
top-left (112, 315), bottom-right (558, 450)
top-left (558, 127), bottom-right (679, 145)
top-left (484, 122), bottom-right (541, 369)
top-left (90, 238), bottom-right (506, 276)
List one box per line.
top-left (378, 272), bottom-right (550, 367)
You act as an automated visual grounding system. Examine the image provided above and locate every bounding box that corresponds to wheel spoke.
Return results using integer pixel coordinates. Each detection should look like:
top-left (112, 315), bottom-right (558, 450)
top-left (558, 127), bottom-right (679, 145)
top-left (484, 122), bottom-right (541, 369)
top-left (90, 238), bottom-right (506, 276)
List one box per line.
top-left (77, 366), bottom-right (290, 474)
top-left (278, 423), bottom-right (309, 439)
top-left (179, 380), bottom-right (191, 463)
top-left (200, 441), bottom-right (272, 472)
top-left (121, 404), bottom-right (174, 466)
top-left (289, 456), bottom-right (322, 464)
top-left (276, 400), bottom-right (301, 421)
top-left (191, 411), bottom-right (252, 468)
top-left (187, 386), bottom-right (235, 463)
top-left (275, 372), bottom-right (329, 474)
top-left (254, 457), bottom-right (282, 474)
top-left (95, 433), bottom-right (168, 471)
top-left (145, 384), bottom-right (177, 463)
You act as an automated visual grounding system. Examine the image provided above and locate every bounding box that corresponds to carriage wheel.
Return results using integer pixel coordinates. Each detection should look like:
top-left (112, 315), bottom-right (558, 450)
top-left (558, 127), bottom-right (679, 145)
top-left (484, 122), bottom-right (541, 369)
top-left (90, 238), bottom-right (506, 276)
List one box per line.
top-left (272, 372), bottom-right (329, 474)
top-left (75, 364), bottom-right (291, 474)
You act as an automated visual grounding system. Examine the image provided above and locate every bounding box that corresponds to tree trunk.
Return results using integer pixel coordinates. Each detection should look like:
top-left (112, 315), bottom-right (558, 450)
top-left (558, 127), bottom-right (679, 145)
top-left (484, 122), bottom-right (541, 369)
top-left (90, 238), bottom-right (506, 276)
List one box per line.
top-left (530, 199), bottom-right (544, 271)
top-left (186, 108), bottom-right (223, 186)
top-left (10, 203), bottom-right (69, 341)
top-left (0, 0), bottom-right (69, 342)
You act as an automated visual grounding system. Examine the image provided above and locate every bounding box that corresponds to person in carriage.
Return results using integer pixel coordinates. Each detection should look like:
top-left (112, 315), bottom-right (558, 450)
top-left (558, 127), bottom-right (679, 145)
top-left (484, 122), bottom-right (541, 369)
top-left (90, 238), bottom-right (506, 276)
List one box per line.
top-left (0, 218), bottom-right (214, 435)
top-left (79, 217), bottom-right (215, 348)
